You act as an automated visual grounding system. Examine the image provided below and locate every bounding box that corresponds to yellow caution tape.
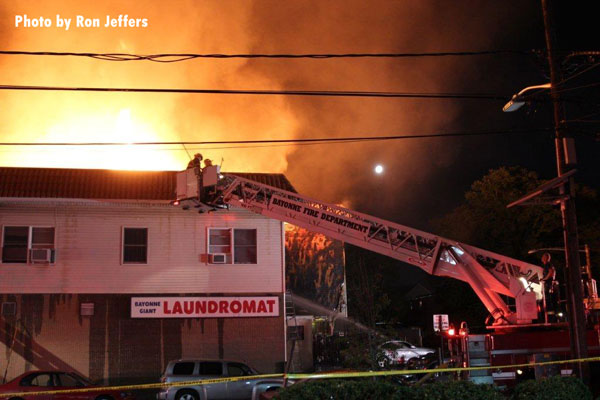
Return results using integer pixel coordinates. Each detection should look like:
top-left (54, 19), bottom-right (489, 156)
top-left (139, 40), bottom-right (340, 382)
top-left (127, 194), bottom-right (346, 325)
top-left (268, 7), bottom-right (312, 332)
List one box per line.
top-left (3, 356), bottom-right (600, 398)
top-left (287, 356), bottom-right (600, 379)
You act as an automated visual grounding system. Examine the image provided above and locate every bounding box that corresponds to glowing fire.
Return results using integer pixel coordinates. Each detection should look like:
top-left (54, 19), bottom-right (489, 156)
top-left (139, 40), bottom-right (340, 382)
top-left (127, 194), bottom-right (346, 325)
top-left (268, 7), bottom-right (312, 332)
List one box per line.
top-left (40, 108), bottom-right (184, 171)
top-left (0, 2), bottom-right (299, 174)
top-left (0, 91), bottom-right (297, 172)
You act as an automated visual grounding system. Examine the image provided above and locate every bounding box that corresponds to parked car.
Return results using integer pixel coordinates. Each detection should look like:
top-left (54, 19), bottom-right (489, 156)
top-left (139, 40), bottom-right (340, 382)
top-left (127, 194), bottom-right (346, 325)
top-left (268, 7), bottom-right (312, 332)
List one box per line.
top-left (157, 359), bottom-right (287, 400)
top-left (376, 340), bottom-right (435, 368)
top-left (0, 370), bottom-right (135, 400)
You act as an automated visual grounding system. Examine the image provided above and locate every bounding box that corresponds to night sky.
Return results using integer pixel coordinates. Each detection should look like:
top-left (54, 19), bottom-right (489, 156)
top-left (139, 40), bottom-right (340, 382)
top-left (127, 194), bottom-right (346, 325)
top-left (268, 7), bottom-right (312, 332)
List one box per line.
top-left (0, 1), bottom-right (598, 230)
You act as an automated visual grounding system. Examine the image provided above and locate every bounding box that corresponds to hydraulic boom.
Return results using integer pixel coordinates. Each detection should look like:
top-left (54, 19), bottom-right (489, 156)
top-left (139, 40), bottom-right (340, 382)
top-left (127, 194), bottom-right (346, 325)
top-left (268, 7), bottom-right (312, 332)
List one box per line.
top-left (176, 168), bottom-right (544, 325)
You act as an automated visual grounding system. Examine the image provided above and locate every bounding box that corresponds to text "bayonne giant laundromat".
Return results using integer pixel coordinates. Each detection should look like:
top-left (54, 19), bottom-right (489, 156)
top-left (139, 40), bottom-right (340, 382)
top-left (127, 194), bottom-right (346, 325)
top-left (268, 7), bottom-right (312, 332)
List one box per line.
top-left (131, 296), bottom-right (279, 318)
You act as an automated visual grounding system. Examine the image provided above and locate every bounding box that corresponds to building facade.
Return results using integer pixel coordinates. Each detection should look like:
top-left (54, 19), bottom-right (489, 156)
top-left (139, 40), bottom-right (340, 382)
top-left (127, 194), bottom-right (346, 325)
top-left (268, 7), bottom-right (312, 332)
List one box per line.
top-left (0, 167), bottom-right (294, 384)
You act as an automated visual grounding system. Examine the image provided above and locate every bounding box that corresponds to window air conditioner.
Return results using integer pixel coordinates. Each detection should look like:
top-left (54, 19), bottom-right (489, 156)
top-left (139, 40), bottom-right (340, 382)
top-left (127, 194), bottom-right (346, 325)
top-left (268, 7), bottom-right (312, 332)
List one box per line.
top-left (30, 248), bottom-right (55, 263)
top-left (209, 253), bottom-right (227, 264)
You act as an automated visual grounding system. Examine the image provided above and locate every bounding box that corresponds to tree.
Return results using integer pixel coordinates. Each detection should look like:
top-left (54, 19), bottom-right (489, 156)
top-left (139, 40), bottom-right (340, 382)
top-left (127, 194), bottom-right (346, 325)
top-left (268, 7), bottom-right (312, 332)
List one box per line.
top-left (433, 166), bottom-right (561, 260)
top-left (434, 166), bottom-right (599, 269)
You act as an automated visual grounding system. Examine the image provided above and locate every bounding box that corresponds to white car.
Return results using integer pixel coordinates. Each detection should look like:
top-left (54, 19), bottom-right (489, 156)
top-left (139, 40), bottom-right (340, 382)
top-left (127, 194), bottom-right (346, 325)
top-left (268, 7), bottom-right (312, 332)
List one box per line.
top-left (377, 340), bottom-right (435, 368)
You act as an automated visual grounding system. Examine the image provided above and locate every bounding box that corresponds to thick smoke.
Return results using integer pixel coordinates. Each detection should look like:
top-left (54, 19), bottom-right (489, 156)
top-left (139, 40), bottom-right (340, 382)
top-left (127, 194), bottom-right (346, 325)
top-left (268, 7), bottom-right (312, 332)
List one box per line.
top-left (0, 1), bottom-right (541, 224)
top-left (243, 1), bottom-right (542, 224)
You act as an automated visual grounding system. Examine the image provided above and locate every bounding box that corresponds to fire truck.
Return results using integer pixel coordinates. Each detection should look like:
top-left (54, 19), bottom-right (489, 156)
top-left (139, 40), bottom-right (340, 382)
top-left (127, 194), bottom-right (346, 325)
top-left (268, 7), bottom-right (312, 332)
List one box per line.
top-left (175, 163), bottom-right (599, 385)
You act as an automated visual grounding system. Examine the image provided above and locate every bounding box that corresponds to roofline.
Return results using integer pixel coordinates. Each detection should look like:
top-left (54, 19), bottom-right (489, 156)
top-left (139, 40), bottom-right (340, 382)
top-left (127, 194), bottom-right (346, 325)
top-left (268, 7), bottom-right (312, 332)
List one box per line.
top-left (0, 165), bottom-right (180, 173)
top-left (0, 197), bottom-right (171, 204)
top-left (0, 167), bottom-right (296, 199)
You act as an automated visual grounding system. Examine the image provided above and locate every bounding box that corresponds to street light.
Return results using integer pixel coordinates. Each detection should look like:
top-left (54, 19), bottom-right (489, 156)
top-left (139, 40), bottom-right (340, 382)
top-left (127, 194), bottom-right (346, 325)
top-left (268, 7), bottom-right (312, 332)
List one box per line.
top-left (502, 83), bottom-right (551, 112)
top-left (503, 71), bottom-right (588, 381)
top-left (506, 1), bottom-right (591, 383)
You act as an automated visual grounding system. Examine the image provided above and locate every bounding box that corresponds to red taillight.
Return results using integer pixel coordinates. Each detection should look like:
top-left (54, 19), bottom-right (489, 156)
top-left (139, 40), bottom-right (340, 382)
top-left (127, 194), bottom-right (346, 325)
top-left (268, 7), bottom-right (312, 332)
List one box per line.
top-left (448, 328), bottom-right (455, 336)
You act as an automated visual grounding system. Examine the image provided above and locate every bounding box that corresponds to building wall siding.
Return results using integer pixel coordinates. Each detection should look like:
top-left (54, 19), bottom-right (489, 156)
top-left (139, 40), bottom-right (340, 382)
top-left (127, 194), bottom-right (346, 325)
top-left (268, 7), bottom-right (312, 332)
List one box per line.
top-left (0, 201), bottom-right (285, 294)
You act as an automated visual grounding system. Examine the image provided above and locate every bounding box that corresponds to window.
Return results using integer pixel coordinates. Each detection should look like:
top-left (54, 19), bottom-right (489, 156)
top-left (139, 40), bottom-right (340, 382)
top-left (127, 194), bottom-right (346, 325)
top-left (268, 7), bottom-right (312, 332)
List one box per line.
top-left (2, 226), bottom-right (55, 264)
top-left (199, 361), bottom-right (222, 376)
top-left (207, 228), bottom-right (257, 264)
top-left (234, 229), bottom-right (257, 264)
top-left (208, 229), bottom-right (231, 254)
top-left (123, 228), bottom-right (147, 264)
top-left (2, 226), bottom-right (28, 263)
top-left (56, 373), bottom-right (85, 388)
top-left (382, 342), bottom-right (401, 350)
top-left (21, 373), bottom-right (54, 387)
top-left (32, 227), bottom-right (54, 249)
top-left (1, 302), bottom-right (16, 316)
top-left (172, 362), bottom-right (195, 376)
top-left (227, 362), bottom-right (252, 377)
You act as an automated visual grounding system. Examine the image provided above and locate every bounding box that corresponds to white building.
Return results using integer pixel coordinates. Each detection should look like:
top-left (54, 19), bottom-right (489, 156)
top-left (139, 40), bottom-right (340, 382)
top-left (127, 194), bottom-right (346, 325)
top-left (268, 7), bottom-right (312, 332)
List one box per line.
top-left (0, 167), bottom-right (295, 383)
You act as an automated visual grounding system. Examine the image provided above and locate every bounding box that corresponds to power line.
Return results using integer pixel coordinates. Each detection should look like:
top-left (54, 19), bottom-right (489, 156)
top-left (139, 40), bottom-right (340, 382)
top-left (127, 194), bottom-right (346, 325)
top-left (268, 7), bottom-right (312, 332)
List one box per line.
top-left (0, 141), bottom-right (374, 153)
top-left (0, 128), bottom-right (555, 147)
top-left (570, 111), bottom-right (600, 121)
top-left (0, 49), bottom-right (536, 62)
top-left (565, 51), bottom-right (600, 61)
top-left (555, 81), bottom-right (600, 94)
top-left (6, 83), bottom-right (595, 105)
top-left (0, 84), bottom-right (510, 100)
top-left (558, 61), bottom-right (600, 85)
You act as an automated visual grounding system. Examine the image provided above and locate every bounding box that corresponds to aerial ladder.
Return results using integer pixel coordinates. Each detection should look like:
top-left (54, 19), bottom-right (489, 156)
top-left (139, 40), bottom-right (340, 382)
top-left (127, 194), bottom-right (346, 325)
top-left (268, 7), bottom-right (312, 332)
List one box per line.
top-left (175, 165), bottom-right (544, 326)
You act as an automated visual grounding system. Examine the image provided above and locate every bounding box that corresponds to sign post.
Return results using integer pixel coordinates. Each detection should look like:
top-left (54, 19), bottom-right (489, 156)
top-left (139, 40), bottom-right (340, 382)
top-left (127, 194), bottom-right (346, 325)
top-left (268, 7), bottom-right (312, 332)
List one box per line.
top-left (433, 314), bottom-right (449, 364)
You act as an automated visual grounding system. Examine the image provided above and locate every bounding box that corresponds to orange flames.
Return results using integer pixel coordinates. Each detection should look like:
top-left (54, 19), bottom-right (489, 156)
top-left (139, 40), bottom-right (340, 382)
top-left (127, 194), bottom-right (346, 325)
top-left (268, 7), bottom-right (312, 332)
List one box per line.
top-left (0, 1), bottom-right (299, 172)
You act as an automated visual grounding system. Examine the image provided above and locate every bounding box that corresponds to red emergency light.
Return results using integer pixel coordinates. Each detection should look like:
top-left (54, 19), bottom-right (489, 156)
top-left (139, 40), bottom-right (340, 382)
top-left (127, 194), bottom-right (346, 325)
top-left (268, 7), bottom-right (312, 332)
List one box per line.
top-left (459, 321), bottom-right (468, 337)
top-left (446, 322), bottom-right (457, 337)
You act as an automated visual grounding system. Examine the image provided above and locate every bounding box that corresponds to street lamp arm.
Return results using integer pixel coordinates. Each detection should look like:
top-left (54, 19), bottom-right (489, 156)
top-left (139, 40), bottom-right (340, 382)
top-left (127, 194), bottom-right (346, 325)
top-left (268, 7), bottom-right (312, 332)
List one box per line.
top-left (516, 83), bottom-right (552, 97)
top-left (503, 83), bottom-right (551, 112)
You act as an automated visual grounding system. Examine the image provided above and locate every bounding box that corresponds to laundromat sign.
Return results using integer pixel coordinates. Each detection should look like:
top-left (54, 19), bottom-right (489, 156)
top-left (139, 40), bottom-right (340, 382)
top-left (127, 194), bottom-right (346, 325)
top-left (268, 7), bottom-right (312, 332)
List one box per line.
top-left (131, 296), bottom-right (279, 318)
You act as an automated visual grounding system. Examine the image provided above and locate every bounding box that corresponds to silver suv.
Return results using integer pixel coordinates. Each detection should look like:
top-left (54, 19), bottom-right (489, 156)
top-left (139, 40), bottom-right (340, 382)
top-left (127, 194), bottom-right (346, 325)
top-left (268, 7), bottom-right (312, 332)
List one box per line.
top-left (157, 359), bottom-right (285, 400)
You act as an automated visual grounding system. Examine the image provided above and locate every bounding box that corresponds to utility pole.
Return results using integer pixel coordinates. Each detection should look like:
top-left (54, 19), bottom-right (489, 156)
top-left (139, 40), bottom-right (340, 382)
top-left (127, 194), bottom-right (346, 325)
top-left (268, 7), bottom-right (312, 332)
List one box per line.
top-left (541, 0), bottom-right (589, 383)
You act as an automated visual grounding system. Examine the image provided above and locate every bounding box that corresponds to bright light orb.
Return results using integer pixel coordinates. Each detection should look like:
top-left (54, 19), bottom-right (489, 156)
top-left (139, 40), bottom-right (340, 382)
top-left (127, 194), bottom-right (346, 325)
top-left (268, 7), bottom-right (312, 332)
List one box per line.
top-left (374, 164), bottom-right (384, 174)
